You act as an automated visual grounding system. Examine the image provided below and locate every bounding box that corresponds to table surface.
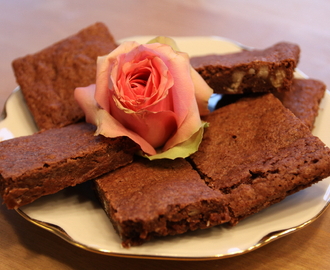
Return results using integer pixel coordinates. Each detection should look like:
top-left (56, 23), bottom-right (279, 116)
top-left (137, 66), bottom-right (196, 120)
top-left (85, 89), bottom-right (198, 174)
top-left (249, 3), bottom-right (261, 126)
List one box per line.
top-left (1, 1), bottom-right (329, 269)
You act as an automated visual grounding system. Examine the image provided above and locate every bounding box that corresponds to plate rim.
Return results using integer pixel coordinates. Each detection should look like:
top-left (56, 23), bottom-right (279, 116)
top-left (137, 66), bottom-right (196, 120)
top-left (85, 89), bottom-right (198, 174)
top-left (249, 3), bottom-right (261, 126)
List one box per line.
top-left (15, 200), bottom-right (330, 261)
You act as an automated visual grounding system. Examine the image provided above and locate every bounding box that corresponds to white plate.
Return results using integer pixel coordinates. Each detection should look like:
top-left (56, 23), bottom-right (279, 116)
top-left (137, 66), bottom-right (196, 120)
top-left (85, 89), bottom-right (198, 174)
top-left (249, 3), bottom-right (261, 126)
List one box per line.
top-left (1, 36), bottom-right (330, 260)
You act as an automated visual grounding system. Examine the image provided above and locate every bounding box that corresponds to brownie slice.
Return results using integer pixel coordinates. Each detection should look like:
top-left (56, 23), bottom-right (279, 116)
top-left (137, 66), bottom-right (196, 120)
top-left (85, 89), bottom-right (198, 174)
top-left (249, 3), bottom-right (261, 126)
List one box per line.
top-left (94, 158), bottom-right (231, 247)
top-left (274, 78), bottom-right (327, 130)
top-left (12, 22), bottom-right (117, 130)
top-left (190, 93), bottom-right (330, 225)
top-left (0, 123), bottom-right (137, 209)
top-left (191, 42), bottom-right (300, 94)
top-left (216, 78), bottom-right (327, 130)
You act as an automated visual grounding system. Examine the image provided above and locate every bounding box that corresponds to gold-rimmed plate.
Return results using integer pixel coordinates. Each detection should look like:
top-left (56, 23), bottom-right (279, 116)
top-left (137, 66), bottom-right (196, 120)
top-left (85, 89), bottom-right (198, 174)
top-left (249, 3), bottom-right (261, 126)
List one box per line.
top-left (1, 36), bottom-right (329, 260)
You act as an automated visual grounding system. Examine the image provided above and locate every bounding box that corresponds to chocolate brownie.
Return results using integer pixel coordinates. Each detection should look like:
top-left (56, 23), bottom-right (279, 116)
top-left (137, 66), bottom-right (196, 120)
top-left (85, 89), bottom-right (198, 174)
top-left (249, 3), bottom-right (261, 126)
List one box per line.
top-left (191, 42), bottom-right (300, 94)
top-left (12, 22), bottom-right (117, 130)
top-left (0, 123), bottom-right (137, 209)
top-left (216, 78), bottom-right (327, 130)
top-left (190, 93), bottom-right (330, 225)
top-left (94, 158), bottom-right (231, 247)
top-left (274, 78), bottom-right (326, 130)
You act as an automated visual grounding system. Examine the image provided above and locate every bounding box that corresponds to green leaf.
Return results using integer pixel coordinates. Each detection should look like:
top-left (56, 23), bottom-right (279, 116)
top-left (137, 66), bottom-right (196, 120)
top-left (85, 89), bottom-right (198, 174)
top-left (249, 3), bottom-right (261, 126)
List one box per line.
top-left (147, 36), bottom-right (180, 51)
top-left (141, 121), bottom-right (208, 160)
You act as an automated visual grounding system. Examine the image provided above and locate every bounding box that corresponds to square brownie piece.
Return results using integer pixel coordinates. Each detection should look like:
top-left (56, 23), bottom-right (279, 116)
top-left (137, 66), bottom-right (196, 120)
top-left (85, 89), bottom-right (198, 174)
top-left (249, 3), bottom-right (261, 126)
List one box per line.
top-left (12, 22), bottom-right (117, 130)
top-left (94, 158), bottom-right (231, 247)
top-left (0, 123), bottom-right (137, 209)
top-left (274, 78), bottom-right (327, 130)
top-left (190, 93), bottom-right (330, 225)
top-left (216, 78), bottom-right (327, 130)
top-left (191, 42), bottom-right (300, 94)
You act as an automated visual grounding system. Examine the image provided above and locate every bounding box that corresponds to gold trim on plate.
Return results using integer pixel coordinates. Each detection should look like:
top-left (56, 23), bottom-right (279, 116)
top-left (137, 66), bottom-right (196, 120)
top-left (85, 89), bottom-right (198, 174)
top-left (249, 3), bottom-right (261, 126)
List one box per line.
top-left (16, 200), bottom-right (330, 261)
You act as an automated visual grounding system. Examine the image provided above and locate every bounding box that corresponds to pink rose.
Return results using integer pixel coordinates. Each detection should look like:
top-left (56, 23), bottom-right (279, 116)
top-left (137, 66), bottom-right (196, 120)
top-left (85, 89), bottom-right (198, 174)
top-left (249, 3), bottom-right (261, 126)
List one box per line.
top-left (74, 37), bottom-right (212, 159)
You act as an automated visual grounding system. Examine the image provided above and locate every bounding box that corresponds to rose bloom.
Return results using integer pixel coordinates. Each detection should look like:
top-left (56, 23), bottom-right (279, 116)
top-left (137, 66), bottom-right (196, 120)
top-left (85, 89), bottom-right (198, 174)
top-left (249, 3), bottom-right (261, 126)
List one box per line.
top-left (75, 38), bottom-right (212, 159)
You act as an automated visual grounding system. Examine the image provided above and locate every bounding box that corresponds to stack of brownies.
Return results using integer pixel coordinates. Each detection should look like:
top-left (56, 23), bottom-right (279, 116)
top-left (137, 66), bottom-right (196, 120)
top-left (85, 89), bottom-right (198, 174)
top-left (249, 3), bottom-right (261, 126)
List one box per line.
top-left (0, 22), bottom-right (330, 247)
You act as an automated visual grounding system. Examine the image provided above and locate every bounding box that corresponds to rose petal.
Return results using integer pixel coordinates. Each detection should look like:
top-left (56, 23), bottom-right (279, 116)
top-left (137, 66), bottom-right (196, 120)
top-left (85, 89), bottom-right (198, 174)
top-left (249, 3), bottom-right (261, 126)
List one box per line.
top-left (95, 109), bottom-right (157, 155)
top-left (147, 47), bottom-right (203, 149)
top-left (74, 84), bottom-right (99, 124)
top-left (110, 95), bottom-right (177, 148)
top-left (75, 84), bottom-right (159, 155)
top-left (114, 56), bottom-right (173, 112)
top-left (95, 41), bottom-right (141, 111)
top-left (190, 67), bottom-right (213, 116)
top-left (148, 37), bottom-right (213, 116)
top-left (142, 121), bottom-right (208, 160)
